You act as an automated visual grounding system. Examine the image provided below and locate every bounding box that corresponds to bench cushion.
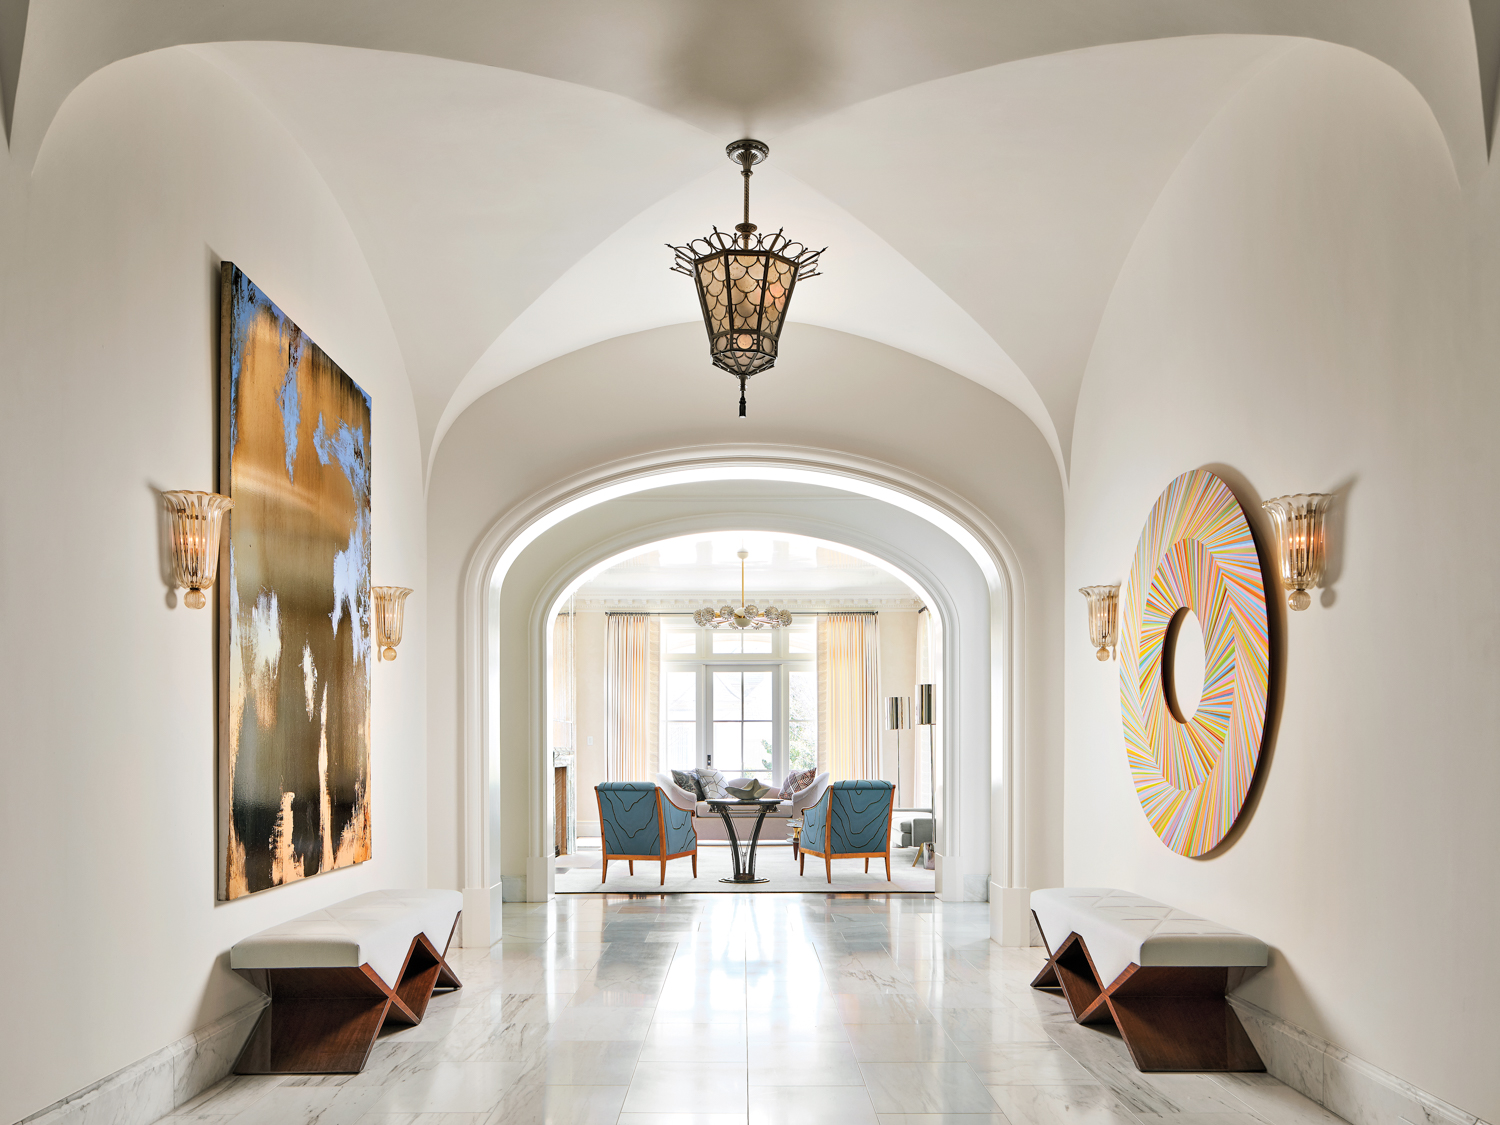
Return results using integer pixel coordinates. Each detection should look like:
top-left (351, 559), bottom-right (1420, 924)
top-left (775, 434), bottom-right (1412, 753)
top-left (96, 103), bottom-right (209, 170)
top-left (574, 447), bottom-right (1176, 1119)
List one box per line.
top-left (230, 889), bottom-right (462, 988)
top-left (1031, 887), bottom-right (1268, 987)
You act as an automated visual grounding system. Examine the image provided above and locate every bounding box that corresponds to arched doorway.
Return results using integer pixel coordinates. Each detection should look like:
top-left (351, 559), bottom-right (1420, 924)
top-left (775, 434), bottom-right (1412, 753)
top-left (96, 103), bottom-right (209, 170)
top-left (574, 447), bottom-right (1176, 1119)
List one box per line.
top-left (456, 447), bottom-right (1031, 947)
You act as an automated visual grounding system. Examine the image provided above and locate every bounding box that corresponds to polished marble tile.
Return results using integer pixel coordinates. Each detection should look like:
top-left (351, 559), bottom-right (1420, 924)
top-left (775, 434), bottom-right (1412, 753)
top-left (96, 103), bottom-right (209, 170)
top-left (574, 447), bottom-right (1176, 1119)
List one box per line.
top-left (477, 1082), bottom-right (627, 1125)
top-left (986, 1084), bottom-right (1139, 1125)
top-left (846, 1024), bottom-right (970, 1062)
top-left (960, 1044), bottom-right (1094, 1085)
top-left (638, 1024), bottom-right (747, 1063)
top-left (621, 1067), bottom-right (748, 1113)
top-left (862, 1063), bottom-right (1002, 1114)
top-left (152, 895), bottom-right (1348, 1125)
top-left (749, 1086), bottom-right (880, 1125)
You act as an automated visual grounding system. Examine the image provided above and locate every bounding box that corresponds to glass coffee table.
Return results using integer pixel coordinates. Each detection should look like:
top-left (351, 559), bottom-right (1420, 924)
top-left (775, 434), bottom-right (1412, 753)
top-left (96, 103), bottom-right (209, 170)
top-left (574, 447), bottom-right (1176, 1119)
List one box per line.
top-left (706, 797), bottom-right (783, 884)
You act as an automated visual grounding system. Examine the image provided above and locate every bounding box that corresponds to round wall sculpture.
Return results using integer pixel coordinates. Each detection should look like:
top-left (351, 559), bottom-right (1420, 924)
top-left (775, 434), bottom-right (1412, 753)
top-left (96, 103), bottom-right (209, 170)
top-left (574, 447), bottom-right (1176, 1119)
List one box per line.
top-left (1120, 469), bottom-right (1270, 857)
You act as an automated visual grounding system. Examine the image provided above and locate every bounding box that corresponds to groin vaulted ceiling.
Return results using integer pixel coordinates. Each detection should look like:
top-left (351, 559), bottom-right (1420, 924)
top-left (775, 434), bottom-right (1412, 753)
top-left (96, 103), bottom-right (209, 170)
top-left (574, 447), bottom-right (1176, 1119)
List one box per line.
top-left (6, 1), bottom-right (1486, 480)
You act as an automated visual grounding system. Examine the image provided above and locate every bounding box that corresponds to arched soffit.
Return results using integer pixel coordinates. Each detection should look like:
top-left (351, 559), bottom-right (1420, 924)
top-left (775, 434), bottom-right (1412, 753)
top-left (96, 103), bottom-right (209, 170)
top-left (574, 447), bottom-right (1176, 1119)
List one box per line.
top-left (1077, 37), bottom-right (1461, 439)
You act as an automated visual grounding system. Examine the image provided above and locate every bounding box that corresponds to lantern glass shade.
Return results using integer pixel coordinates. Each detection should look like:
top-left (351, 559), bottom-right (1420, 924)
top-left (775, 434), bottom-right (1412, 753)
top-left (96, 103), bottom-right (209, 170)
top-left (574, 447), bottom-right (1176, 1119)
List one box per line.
top-left (1079, 584), bottom-right (1121, 660)
top-left (1260, 494), bottom-right (1333, 611)
top-left (886, 696), bottom-right (912, 731)
top-left (372, 586), bottom-right (413, 660)
top-left (691, 239), bottom-right (806, 377)
top-left (161, 490), bottom-right (233, 609)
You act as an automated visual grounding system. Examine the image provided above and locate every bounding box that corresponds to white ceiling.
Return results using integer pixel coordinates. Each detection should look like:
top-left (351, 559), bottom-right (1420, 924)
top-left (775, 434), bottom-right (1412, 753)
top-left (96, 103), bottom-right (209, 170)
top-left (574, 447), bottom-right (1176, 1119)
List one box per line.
top-left (12, 2), bottom-right (1486, 481)
top-left (573, 530), bottom-right (921, 605)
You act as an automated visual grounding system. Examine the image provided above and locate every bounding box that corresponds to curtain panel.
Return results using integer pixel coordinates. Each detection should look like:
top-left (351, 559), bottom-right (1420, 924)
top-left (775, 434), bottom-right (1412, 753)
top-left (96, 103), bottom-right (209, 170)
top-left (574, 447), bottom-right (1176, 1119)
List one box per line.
top-left (606, 614), bottom-right (659, 780)
top-left (551, 611), bottom-right (575, 753)
top-left (817, 613), bottom-right (880, 781)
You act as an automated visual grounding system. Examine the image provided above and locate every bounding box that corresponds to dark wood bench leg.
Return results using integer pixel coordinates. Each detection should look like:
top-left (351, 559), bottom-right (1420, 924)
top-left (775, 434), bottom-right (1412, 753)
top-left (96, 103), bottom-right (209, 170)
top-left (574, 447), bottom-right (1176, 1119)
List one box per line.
top-left (234, 965), bottom-right (395, 1074)
top-left (236, 931), bottom-right (465, 1074)
top-left (1030, 931), bottom-right (1112, 1025)
top-left (1028, 916), bottom-right (1264, 1074)
top-left (1104, 966), bottom-right (1264, 1072)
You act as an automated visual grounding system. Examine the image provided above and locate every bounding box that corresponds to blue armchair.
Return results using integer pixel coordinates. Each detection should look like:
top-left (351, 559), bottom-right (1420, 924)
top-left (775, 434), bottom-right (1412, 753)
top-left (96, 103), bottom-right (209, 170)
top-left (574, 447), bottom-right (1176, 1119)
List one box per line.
top-left (799, 780), bottom-right (896, 882)
top-left (595, 782), bottom-right (698, 885)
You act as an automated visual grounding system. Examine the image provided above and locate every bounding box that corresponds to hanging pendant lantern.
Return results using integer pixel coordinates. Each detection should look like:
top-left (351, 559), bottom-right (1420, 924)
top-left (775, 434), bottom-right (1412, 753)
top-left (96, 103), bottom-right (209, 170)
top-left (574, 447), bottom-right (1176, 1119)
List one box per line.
top-left (669, 139), bottom-right (824, 417)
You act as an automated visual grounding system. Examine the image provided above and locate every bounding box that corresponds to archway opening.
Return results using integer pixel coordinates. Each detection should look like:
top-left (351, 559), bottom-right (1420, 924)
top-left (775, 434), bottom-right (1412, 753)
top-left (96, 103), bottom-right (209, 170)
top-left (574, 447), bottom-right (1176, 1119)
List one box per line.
top-left (544, 529), bottom-right (943, 894)
top-left (460, 453), bottom-right (1028, 947)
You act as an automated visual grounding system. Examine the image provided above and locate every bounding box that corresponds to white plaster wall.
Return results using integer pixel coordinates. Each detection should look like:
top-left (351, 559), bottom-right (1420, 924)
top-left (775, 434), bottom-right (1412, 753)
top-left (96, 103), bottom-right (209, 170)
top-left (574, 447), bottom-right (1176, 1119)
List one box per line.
top-left (0, 49), bottom-right (428, 1124)
top-left (425, 323), bottom-right (1065, 908)
top-left (1065, 41), bottom-right (1497, 1120)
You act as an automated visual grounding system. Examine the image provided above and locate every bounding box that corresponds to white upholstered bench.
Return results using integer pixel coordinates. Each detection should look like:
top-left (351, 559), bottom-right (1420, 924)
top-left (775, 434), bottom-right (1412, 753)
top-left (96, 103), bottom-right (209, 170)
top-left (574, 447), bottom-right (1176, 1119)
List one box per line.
top-left (1030, 888), bottom-right (1268, 1072)
top-left (230, 889), bottom-right (463, 1074)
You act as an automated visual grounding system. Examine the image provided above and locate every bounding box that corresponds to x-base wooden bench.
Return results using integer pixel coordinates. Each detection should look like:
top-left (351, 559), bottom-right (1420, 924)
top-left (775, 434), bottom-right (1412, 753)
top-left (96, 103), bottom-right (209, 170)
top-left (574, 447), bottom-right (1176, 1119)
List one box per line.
top-left (230, 889), bottom-right (463, 1074)
top-left (1030, 888), bottom-right (1268, 1072)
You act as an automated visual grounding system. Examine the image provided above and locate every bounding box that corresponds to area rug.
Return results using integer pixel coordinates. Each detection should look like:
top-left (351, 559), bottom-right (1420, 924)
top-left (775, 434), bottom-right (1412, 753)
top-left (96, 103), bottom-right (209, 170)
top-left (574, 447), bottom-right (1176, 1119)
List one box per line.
top-left (553, 842), bottom-right (935, 894)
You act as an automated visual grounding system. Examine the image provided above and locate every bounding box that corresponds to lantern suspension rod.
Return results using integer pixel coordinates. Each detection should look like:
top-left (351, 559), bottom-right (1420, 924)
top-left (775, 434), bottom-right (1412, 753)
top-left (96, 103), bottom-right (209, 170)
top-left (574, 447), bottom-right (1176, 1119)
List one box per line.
top-left (736, 148), bottom-right (758, 245)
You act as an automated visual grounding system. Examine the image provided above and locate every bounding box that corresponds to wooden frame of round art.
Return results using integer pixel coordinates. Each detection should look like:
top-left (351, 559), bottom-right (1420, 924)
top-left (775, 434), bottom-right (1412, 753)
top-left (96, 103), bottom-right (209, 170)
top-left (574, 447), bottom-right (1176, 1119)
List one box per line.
top-left (1120, 470), bottom-right (1270, 856)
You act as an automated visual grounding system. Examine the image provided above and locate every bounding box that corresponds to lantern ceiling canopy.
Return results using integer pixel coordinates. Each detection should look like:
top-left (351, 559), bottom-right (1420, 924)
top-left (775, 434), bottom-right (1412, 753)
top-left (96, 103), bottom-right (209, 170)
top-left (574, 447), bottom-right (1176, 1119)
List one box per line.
top-left (669, 139), bottom-right (825, 417)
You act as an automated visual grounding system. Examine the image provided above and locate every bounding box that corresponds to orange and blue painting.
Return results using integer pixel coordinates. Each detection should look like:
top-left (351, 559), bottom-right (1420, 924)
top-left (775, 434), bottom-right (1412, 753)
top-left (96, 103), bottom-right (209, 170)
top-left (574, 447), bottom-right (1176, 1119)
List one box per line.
top-left (218, 262), bottom-right (372, 900)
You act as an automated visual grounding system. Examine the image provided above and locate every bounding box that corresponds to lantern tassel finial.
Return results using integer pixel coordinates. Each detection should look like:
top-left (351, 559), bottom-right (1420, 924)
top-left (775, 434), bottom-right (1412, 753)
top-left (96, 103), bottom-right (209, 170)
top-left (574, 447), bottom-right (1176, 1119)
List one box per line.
top-left (738, 374), bottom-right (748, 417)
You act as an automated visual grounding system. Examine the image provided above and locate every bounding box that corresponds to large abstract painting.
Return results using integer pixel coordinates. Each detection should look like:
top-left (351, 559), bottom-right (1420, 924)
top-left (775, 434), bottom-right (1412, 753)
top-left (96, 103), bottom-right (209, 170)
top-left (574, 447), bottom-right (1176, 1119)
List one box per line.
top-left (219, 263), bottom-right (372, 900)
top-left (1119, 469), bottom-right (1269, 857)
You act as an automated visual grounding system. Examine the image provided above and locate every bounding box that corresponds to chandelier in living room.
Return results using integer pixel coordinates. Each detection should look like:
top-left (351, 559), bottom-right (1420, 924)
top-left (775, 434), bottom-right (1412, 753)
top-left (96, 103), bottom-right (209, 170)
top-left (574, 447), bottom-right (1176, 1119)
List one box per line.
top-left (668, 138), bottom-right (824, 418)
top-left (695, 549), bottom-right (792, 630)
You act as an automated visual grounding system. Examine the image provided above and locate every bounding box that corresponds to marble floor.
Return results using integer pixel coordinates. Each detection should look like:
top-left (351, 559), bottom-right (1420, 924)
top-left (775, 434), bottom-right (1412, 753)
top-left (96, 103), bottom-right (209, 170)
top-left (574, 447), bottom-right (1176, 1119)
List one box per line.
top-left (157, 894), bottom-right (1349, 1125)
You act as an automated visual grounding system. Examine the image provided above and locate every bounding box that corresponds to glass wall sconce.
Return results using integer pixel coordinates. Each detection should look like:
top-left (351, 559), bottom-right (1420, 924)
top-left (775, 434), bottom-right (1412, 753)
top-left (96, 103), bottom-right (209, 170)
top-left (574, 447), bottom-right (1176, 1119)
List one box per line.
top-left (1079, 584), bottom-right (1121, 660)
top-left (161, 490), bottom-right (233, 609)
top-left (372, 586), bottom-right (413, 660)
top-left (1261, 494), bottom-right (1333, 611)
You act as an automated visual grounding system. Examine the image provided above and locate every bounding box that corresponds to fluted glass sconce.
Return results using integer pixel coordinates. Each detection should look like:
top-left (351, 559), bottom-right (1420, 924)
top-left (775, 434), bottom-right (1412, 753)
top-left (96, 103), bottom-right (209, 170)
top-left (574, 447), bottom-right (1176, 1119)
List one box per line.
top-left (372, 586), bottom-right (413, 660)
top-left (1261, 494), bottom-right (1333, 611)
top-left (1079, 584), bottom-right (1121, 660)
top-left (161, 490), bottom-right (233, 609)
top-left (886, 696), bottom-right (912, 731)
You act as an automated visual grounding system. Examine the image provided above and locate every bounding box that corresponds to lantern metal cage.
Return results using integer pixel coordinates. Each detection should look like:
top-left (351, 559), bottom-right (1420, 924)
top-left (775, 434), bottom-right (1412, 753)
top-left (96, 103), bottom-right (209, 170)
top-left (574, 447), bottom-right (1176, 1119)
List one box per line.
top-left (669, 139), bottom-right (824, 416)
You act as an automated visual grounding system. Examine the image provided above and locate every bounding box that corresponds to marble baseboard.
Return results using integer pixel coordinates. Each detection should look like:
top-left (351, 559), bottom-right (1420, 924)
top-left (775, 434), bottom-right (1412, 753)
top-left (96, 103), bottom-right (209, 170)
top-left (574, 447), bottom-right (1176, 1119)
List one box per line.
top-left (962, 873), bottom-right (990, 902)
top-left (499, 874), bottom-right (527, 902)
top-left (1228, 997), bottom-right (1491, 1125)
top-left (18, 997), bottom-right (267, 1125)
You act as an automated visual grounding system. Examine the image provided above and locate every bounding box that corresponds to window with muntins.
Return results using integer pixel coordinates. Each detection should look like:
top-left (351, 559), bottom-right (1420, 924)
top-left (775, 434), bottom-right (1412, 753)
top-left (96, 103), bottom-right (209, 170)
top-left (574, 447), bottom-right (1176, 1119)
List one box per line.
top-left (660, 616), bottom-right (817, 785)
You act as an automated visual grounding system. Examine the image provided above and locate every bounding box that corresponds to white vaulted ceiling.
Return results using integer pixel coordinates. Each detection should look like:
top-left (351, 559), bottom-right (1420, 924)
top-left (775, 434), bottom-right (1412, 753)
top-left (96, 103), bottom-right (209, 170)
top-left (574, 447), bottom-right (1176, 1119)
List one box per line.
top-left (11, 1), bottom-right (1485, 481)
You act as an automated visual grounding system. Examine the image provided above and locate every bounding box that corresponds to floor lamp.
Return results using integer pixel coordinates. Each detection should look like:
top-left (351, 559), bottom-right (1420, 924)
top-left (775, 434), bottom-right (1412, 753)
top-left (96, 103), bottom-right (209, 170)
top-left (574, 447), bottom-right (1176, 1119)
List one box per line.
top-left (885, 695), bottom-right (912, 804)
top-left (917, 684), bottom-right (936, 868)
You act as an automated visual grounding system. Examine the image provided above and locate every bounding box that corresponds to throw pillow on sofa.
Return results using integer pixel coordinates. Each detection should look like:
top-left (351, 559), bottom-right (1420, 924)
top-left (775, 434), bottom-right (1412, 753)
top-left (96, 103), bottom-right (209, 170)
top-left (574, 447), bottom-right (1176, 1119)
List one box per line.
top-left (781, 767), bottom-right (816, 796)
top-left (671, 769), bottom-right (703, 800)
top-left (692, 766), bottom-right (730, 800)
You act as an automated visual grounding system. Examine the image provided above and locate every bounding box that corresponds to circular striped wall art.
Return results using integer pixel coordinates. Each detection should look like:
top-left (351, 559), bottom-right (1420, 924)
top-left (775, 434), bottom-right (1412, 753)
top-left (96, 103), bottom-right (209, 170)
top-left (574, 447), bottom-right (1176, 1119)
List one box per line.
top-left (1120, 469), bottom-right (1270, 857)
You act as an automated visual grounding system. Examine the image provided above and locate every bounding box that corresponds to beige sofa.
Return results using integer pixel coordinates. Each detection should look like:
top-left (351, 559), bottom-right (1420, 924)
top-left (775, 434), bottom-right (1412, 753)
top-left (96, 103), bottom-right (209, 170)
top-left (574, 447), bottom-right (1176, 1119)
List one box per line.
top-left (655, 771), bottom-right (830, 842)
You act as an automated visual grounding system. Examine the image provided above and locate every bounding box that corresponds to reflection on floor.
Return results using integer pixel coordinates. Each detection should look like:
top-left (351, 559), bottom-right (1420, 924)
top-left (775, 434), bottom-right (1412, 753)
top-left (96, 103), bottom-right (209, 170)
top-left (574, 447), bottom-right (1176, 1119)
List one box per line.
top-left (554, 841), bottom-right (937, 893)
top-left (157, 894), bottom-right (1348, 1125)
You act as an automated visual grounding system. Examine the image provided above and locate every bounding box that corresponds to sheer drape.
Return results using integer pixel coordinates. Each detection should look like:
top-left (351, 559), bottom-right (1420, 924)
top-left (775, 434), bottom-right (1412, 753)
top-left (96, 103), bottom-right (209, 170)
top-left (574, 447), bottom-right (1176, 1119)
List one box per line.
top-left (606, 614), bottom-right (659, 780)
top-left (817, 613), bottom-right (880, 781)
top-left (551, 610), bottom-right (575, 754)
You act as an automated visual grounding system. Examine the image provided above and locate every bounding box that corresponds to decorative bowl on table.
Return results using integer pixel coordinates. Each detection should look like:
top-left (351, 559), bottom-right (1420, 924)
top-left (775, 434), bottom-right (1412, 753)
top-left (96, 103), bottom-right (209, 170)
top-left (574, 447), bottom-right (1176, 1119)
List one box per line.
top-left (725, 779), bottom-right (773, 800)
